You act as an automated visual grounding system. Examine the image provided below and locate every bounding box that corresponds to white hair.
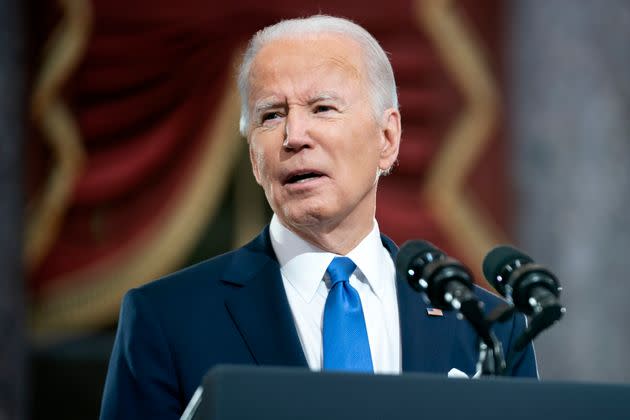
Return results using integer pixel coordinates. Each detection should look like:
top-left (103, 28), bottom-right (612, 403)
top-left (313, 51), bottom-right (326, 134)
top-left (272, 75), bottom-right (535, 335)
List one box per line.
top-left (237, 15), bottom-right (398, 136)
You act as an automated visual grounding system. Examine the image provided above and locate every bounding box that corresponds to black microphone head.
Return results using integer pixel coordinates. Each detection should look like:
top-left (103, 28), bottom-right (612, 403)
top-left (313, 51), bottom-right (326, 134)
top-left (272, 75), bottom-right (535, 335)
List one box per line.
top-left (482, 245), bottom-right (533, 281)
top-left (395, 240), bottom-right (443, 292)
top-left (395, 240), bottom-right (440, 272)
top-left (482, 245), bottom-right (534, 296)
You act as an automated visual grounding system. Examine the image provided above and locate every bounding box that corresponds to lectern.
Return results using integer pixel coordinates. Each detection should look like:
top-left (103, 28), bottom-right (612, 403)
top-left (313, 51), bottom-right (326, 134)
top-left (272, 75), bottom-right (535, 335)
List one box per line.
top-left (183, 365), bottom-right (628, 420)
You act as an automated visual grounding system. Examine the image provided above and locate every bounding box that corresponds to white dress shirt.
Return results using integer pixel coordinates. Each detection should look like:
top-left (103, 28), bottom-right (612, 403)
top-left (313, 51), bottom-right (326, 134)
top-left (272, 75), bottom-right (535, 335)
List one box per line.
top-left (269, 214), bottom-right (401, 374)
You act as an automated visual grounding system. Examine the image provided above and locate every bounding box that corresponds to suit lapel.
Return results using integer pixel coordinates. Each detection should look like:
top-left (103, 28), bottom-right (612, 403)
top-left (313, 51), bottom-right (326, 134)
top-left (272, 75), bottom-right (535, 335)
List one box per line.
top-left (382, 235), bottom-right (457, 374)
top-left (222, 228), bottom-right (307, 368)
top-left (396, 278), bottom-right (458, 373)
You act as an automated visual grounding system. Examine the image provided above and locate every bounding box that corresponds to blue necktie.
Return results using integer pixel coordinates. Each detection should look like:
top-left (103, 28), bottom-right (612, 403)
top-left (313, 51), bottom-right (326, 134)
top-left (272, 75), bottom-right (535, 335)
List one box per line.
top-left (322, 256), bottom-right (373, 372)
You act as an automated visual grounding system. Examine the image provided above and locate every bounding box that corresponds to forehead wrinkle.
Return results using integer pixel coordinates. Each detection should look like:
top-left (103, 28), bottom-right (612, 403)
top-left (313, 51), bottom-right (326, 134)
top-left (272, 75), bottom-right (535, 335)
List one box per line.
top-left (248, 36), bottom-right (366, 114)
top-left (322, 55), bottom-right (361, 80)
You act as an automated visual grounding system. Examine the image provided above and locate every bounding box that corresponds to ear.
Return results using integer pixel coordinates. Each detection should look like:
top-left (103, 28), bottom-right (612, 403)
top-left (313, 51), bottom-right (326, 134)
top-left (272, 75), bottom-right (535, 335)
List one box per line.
top-left (377, 108), bottom-right (402, 172)
top-left (248, 140), bottom-right (263, 185)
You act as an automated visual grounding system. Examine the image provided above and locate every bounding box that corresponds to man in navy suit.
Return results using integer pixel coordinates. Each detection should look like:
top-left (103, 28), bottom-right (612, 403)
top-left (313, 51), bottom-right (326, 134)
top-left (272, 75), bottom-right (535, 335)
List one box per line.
top-left (100, 15), bottom-right (537, 419)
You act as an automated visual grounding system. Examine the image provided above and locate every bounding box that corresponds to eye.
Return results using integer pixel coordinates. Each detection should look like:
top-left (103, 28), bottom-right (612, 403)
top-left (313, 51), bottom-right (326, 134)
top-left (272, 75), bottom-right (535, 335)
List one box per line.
top-left (261, 111), bottom-right (282, 122)
top-left (314, 104), bottom-right (335, 113)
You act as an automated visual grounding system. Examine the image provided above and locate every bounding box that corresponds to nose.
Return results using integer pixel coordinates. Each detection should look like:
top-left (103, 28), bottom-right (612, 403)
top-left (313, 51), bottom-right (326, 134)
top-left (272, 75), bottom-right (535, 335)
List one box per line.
top-left (283, 109), bottom-right (313, 151)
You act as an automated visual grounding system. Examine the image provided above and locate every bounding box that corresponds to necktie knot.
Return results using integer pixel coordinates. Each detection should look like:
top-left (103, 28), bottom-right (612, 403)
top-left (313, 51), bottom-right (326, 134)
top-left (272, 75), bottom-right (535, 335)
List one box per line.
top-left (326, 256), bottom-right (356, 287)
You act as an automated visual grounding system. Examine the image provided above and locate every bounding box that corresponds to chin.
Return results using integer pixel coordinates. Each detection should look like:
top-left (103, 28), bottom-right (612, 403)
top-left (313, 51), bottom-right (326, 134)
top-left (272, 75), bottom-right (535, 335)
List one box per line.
top-left (279, 203), bottom-right (333, 230)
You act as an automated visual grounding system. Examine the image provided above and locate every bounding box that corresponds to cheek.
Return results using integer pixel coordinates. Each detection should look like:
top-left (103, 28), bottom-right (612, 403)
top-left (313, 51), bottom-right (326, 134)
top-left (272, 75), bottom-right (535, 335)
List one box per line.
top-left (344, 127), bottom-right (381, 166)
top-left (256, 151), bottom-right (271, 182)
top-left (249, 142), bottom-right (267, 183)
top-left (252, 143), bottom-right (281, 190)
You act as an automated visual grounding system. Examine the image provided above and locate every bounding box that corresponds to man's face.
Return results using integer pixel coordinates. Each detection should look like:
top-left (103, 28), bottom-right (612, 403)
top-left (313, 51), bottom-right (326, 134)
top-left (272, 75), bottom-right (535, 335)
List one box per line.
top-left (246, 34), bottom-right (400, 238)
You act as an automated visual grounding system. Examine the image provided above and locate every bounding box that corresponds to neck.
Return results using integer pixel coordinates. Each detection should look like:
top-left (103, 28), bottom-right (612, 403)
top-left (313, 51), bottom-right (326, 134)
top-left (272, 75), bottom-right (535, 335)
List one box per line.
top-left (281, 212), bottom-right (376, 255)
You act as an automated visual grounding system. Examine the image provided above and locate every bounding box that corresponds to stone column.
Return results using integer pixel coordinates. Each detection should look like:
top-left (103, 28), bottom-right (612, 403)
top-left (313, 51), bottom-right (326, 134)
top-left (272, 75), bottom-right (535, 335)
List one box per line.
top-left (0, 0), bottom-right (26, 418)
top-left (510, 0), bottom-right (630, 381)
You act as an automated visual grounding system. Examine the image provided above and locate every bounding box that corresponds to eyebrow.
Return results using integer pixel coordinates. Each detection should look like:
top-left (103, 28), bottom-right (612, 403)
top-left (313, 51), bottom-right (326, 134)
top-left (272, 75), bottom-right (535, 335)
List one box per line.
top-left (252, 92), bottom-right (347, 115)
top-left (307, 92), bottom-right (345, 106)
top-left (253, 100), bottom-right (286, 116)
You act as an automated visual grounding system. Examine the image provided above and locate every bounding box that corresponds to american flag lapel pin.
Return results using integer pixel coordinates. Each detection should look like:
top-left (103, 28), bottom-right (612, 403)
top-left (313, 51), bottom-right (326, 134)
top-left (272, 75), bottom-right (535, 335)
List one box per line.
top-left (426, 308), bottom-right (443, 317)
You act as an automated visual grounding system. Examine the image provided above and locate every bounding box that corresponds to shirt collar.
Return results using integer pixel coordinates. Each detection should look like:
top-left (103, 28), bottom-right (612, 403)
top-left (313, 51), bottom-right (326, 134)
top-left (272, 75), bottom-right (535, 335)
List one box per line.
top-left (269, 214), bottom-right (387, 302)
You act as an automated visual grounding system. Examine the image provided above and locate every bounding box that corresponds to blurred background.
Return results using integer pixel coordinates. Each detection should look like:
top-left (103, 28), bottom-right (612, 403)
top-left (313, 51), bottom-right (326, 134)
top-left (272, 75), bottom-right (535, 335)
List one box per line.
top-left (1, 0), bottom-right (629, 418)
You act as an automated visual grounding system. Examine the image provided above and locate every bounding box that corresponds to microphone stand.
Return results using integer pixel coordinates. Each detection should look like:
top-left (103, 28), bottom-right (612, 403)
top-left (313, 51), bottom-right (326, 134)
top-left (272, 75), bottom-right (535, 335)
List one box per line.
top-left (449, 291), bottom-right (506, 376)
top-left (476, 335), bottom-right (505, 376)
top-left (513, 290), bottom-right (565, 352)
top-left (486, 297), bottom-right (565, 373)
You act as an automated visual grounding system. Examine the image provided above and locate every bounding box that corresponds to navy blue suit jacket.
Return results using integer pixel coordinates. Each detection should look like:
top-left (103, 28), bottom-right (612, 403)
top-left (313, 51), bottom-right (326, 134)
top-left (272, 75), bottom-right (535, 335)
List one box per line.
top-left (100, 227), bottom-right (537, 419)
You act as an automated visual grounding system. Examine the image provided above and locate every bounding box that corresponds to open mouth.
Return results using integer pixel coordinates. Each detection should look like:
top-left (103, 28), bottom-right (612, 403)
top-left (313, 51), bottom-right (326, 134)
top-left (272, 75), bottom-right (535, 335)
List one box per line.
top-left (284, 171), bottom-right (324, 184)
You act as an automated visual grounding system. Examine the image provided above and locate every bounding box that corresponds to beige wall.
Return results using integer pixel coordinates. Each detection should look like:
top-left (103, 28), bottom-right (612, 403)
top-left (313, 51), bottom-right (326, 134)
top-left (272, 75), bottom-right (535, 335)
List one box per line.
top-left (510, 0), bottom-right (630, 382)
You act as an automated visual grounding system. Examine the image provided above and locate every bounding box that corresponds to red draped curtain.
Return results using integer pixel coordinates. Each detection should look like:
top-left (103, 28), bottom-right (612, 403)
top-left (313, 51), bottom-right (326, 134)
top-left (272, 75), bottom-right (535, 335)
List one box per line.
top-left (27, 0), bottom-right (509, 331)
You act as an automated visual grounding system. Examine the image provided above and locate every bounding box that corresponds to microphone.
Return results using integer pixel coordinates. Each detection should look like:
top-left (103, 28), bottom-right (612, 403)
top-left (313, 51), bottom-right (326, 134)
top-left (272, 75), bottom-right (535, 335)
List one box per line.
top-left (396, 240), bottom-right (476, 311)
top-left (482, 245), bottom-right (565, 350)
top-left (397, 240), bottom-right (506, 375)
top-left (396, 240), bottom-right (488, 338)
top-left (482, 245), bottom-right (564, 317)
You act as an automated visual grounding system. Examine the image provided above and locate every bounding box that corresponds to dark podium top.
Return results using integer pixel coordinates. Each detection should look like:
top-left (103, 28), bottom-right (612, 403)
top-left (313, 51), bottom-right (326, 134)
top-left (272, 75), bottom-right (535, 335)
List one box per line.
top-left (185, 365), bottom-right (629, 420)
